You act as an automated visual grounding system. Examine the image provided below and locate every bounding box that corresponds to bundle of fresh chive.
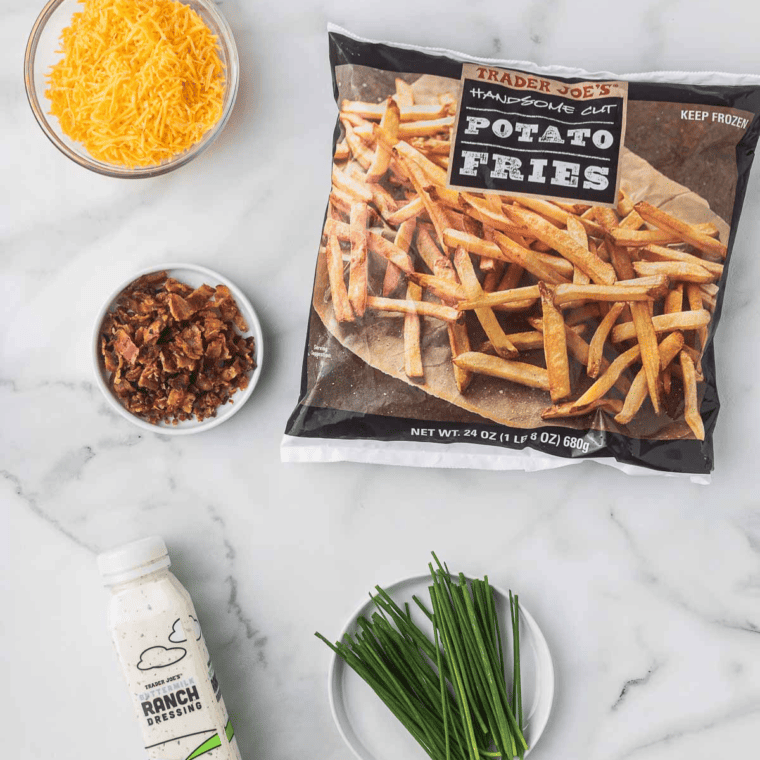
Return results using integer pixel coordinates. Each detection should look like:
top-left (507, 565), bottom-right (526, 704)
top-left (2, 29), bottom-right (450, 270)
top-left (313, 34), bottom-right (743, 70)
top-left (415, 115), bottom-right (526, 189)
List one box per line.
top-left (316, 554), bottom-right (527, 760)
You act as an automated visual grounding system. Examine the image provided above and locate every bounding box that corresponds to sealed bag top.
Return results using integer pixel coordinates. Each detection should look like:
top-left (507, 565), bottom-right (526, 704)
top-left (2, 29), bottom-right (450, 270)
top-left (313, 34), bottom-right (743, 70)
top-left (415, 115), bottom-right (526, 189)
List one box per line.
top-left (284, 25), bottom-right (760, 480)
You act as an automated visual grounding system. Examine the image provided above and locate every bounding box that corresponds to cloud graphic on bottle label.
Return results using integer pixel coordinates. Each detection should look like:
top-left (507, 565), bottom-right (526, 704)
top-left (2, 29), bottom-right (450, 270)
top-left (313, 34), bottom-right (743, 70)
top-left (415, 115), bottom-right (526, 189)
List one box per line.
top-left (137, 645), bottom-right (187, 671)
top-left (169, 616), bottom-right (202, 643)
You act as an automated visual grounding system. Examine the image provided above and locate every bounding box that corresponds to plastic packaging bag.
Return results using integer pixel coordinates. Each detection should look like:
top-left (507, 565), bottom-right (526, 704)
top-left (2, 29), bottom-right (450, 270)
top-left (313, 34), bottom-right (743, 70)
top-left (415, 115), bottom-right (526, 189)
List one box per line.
top-left (283, 25), bottom-right (760, 481)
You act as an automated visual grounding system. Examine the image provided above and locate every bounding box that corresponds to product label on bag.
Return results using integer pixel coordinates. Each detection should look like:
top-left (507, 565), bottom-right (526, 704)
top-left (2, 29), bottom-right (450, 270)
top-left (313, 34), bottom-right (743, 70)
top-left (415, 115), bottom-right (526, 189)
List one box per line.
top-left (448, 64), bottom-right (628, 205)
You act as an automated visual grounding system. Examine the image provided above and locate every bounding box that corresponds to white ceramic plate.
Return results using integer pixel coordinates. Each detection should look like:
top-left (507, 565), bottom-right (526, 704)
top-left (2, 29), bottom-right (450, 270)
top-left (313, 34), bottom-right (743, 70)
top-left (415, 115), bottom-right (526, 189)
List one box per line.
top-left (92, 263), bottom-right (263, 435)
top-left (328, 574), bottom-right (554, 760)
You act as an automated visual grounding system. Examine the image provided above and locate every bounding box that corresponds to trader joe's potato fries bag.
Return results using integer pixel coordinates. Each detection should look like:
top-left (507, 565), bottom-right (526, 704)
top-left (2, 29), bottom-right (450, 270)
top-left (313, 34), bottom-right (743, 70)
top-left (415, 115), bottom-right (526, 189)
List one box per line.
top-left (283, 25), bottom-right (760, 481)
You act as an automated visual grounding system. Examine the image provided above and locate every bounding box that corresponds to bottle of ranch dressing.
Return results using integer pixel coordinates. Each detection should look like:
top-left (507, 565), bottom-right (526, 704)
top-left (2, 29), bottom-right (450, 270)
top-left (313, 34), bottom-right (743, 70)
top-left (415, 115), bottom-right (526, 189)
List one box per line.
top-left (98, 536), bottom-right (243, 760)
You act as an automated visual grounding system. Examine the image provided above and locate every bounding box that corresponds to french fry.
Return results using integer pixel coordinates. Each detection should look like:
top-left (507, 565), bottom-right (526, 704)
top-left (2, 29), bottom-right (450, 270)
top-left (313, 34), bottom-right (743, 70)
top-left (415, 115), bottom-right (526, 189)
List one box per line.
top-left (394, 78), bottom-right (414, 108)
top-left (641, 244), bottom-right (724, 277)
top-left (542, 398), bottom-right (624, 420)
top-left (416, 227), bottom-right (455, 278)
top-left (686, 283), bottom-right (709, 352)
top-left (445, 229), bottom-right (504, 260)
top-left (396, 153), bottom-right (451, 248)
top-left (352, 121), bottom-right (376, 142)
top-left (681, 344), bottom-right (704, 381)
top-left (633, 260), bottom-right (714, 284)
top-left (662, 283), bottom-right (684, 394)
top-left (564, 303), bottom-right (601, 326)
top-left (368, 182), bottom-right (400, 221)
top-left (619, 209), bottom-right (645, 229)
top-left (453, 247), bottom-right (518, 359)
top-left (507, 196), bottom-right (604, 237)
top-left (679, 351), bottom-right (705, 439)
top-left (636, 201), bottom-right (727, 258)
top-left (331, 185), bottom-right (361, 217)
top-left (366, 296), bottom-right (460, 322)
top-left (332, 165), bottom-right (373, 203)
top-left (553, 277), bottom-right (669, 307)
top-left (339, 111), bottom-right (369, 128)
top-left (334, 140), bottom-right (350, 161)
top-left (492, 331), bottom-right (545, 352)
top-left (617, 188), bottom-right (635, 217)
top-left (324, 217), bottom-right (350, 241)
top-left (605, 244), bottom-right (661, 413)
top-left (460, 195), bottom-right (528, 236)
top-left (458, 284), bottom-right (540, 310)
top-left (587, 302), bottom-right (625, 378)
top-left (594, 206), bottom-right (620, 234)
top-left (699, 282), bottom-right (718, 312)
top-left (504, 205), bottom-right (617, 285)
top-left (531, 252), bottom-right (575, 279)
top-left (409, 272), bottom-right (465, 304)
top-left (438, 91), bottom-right (457, 114)
top-left (382, 219), bottom-right (415, 297)
top-left (630, 298), bottom-right (662, 414)
top-left (491, 231), bottom-right (570, 285)
top-left (410, 137), bottom-right (451, 155)
top-left (572, 344), bottom-right (642, 409)
top-left (566, 214), bottom-right (589, 250)
top-left (529, 318), bottom-right (631, 395)
top-left (448, 321), bottom-right (472, 392)
top-left (611, 310), bottom-right (711, 342)
top-left (342, 100), bottom-right (446, 122)
top-left (403, 282), bottom-right (424, 379)
top-left (539, 282), bottom-right (571, 402)
top-left (348, 202), bottom-right (369, 317)
top-left (614, 332), bottom-right (685, 424)
top-left (428, 185), bottom-right (464, 211)
top-left (610, 222), bottom-right (719, 248)
top-left (414, 227), bottom-right (473, 391)
top-left (497, 262), bottom-right (524, 291)
top-left (366, 99), bottom-right (400, 183)
top-left (509, 196), bottom-right (606, 238)
top-left (394, 140), bottom-right (449, 187)
top-left (386, 196), bottom-right (426, 226)
top-left (367, 230), bottom-right (415, 275)
top-left (398, 116), bottom-right (455, 138)
top-left (482, 260), bottom-right (506, 292)
top-left (341, 119), bottom-right (374, 169)
top-left (554, 202), bottom-right (591, 215)
top-left (327, 232), bottom-right (354, 323)
top-left (453, 352), bottom-right (550, 391)
top-left (478, 226), bottom-right (496, 273)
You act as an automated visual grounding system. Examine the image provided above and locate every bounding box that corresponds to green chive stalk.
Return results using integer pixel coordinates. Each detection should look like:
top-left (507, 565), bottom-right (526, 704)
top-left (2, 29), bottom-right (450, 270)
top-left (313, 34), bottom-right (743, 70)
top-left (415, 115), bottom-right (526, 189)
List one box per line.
top-left (316, 554), bottom-right (528, 760)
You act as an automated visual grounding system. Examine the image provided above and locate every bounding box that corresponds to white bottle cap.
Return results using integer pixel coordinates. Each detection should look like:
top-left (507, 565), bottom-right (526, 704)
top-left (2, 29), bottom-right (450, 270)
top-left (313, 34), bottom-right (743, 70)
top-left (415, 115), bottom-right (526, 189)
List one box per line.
top-left (97, 536), bottom-right (171, 585)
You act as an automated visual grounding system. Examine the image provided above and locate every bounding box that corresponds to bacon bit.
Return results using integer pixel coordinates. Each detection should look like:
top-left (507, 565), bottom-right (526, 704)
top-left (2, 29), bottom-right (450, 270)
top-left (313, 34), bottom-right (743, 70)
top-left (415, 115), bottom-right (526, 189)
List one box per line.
top-left (114, 330), bottom-right (139, 364)
top-left (98, 271), bottom-right (255, 425)
top-left (167, 293), bottom-right (196, 321)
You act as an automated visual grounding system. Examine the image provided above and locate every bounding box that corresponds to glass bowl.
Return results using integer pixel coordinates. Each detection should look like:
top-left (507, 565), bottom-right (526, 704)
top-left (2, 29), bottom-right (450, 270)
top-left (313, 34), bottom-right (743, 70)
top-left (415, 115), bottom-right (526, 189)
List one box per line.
top-left (24, 0), bottom-right (239, 178)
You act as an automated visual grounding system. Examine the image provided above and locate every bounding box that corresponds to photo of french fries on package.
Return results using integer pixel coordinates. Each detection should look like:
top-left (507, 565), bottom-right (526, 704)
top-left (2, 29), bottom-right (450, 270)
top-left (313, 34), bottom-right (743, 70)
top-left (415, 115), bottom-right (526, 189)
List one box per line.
top-left (284, 27), bottom-right (760, 478)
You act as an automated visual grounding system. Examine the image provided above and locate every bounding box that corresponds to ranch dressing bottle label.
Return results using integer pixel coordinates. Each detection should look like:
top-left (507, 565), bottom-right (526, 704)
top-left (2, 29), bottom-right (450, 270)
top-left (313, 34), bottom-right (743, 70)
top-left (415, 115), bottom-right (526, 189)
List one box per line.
top-left (98, 537), bottom-right (243, 760)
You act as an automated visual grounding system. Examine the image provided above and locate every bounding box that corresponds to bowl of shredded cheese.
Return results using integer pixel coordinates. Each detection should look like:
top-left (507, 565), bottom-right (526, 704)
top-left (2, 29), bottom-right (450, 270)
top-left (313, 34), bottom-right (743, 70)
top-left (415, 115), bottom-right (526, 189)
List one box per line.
top-left (24, 0), bottom-right (239, 177)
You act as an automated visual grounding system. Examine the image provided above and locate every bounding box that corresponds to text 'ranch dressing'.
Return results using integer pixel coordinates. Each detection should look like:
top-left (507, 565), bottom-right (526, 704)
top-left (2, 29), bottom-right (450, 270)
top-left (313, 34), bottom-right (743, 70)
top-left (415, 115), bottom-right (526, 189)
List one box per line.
top-left (98, 536), bottom-right (243, 760)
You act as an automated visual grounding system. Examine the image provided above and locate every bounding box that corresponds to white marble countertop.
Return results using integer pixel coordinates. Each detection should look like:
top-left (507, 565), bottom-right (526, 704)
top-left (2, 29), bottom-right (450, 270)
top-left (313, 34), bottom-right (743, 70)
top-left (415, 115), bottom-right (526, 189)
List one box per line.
top-left (3, 1), bottom-right (760, 759)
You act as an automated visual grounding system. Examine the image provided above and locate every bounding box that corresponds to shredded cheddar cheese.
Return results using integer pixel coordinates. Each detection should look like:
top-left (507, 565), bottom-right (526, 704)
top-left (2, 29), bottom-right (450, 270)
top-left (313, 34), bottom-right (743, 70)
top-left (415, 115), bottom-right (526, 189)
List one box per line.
top-left (45, 0), bottom-right (225, 168)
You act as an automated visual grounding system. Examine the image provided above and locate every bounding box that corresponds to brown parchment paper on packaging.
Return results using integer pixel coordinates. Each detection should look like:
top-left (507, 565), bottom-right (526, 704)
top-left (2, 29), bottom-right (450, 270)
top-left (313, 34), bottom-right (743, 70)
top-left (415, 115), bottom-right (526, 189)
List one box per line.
top-left (309, 74), bottom-right (730, 440)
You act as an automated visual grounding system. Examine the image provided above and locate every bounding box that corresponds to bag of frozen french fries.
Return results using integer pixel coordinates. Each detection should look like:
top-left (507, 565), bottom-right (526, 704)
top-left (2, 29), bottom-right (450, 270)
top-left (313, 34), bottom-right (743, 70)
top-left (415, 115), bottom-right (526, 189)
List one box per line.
top-left (283, 25), bottom-right (760, 481)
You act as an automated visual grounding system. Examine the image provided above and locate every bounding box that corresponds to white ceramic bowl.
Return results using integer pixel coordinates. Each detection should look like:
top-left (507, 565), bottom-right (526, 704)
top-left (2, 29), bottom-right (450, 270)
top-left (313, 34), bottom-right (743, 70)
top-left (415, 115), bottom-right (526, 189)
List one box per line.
top-left (327, 574), bottom-right (555, 760)
top-left (92, 263), bottom-right (263, 435)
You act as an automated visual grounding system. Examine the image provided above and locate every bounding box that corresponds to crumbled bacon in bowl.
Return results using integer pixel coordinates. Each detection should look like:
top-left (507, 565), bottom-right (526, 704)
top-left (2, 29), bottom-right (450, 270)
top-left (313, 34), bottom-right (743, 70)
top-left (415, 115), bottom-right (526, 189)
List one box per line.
top-left (97, 270), bottom-right (256, 426)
